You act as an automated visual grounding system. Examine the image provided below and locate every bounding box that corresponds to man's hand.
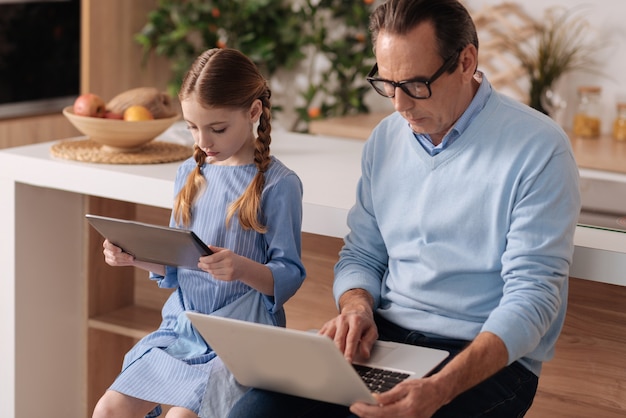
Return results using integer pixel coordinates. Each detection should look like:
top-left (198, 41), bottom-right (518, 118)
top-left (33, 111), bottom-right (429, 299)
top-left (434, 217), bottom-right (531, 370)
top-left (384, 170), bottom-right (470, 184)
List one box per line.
top-left (349, 376), bottom-right (447, 418)
top-left (350, 332), bottom-right (509, 418)
top-left (319, 289), bottom-right (378, 363)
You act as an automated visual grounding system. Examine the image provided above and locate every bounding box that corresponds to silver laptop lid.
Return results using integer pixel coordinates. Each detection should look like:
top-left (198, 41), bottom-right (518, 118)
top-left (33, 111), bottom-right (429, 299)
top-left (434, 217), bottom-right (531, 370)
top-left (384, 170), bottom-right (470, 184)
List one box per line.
top-left (187, 312), bottom-right (448, 406)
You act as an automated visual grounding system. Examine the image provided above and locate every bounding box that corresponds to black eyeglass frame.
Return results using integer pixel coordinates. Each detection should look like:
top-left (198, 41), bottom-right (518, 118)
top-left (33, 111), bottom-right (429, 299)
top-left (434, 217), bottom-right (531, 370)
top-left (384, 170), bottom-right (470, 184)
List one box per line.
top-left (366, 49), bottom-right (462, 100)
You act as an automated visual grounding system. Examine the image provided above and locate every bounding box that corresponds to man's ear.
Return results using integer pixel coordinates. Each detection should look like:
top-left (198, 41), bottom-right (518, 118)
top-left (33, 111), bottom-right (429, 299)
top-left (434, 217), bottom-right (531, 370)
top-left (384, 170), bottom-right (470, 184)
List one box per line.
top-left (249, 99), bottom-right (263, 123)
top-left (459, 44), bottom-right (478, 78)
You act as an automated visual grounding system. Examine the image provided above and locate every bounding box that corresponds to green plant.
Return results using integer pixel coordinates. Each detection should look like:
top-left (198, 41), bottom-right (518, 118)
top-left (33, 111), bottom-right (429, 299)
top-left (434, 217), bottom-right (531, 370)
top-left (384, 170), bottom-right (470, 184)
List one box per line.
top-left (497, 6), bottom-right (602, 115)
top-left (135, 0), bottom-right (376, 131)
top-left (291, 0), bottom-right (374, 131)
top-left (136, 0), bottom-right (305, 96)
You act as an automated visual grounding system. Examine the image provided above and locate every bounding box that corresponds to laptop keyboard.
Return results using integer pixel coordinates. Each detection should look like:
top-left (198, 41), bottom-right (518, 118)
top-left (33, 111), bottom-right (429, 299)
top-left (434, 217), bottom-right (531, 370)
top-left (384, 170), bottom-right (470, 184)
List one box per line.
top-left (353, 364), bottom-right (411, 393)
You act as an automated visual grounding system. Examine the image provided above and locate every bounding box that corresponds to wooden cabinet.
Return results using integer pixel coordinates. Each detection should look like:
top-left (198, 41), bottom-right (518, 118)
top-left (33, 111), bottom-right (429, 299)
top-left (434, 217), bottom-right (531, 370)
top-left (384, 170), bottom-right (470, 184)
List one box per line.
top-left (0, 114), bottom-right (80, 149)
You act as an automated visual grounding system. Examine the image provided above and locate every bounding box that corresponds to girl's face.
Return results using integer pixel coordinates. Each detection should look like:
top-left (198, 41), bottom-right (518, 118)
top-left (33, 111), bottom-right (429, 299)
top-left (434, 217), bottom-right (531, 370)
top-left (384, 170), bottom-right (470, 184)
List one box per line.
top-left (181, 97), bottom-right (262, 166)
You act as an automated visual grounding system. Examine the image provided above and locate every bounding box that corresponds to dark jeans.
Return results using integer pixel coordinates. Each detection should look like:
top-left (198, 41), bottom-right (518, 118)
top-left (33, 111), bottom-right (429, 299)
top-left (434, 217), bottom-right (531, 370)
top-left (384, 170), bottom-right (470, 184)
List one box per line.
top-left (228, 315), bottom-right (538, 418)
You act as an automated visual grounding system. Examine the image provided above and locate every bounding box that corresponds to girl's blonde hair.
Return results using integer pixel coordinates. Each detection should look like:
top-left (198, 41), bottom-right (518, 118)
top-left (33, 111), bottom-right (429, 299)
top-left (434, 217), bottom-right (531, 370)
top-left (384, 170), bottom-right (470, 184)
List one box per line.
top-left (174, 48), bottom-right (272, 233)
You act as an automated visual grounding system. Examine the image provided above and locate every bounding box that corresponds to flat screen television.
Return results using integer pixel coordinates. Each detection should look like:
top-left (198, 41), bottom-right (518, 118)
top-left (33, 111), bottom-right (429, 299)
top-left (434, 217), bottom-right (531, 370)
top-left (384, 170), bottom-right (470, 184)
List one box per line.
top-left (0, 0), bottom-right (80, 119)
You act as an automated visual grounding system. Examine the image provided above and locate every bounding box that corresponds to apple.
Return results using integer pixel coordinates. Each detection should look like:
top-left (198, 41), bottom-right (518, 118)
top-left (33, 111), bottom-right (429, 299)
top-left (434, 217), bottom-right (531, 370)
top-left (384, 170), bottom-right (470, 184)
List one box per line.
top-left (104, 110), bottom-right (123, 120)
top-left (73, 93), bottom-right (106, 117)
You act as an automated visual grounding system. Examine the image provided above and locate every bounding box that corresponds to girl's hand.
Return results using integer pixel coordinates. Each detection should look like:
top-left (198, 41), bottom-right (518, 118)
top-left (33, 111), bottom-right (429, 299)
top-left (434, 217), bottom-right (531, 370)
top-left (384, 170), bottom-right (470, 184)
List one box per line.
top-left (197, 246), bottom-right (241, 282)
top-left (102, 239), bottom-right (165, 275)
top-left (198, 246), bottom-right (275, 295)
top-left (102, 239), bottom-right (135, 267)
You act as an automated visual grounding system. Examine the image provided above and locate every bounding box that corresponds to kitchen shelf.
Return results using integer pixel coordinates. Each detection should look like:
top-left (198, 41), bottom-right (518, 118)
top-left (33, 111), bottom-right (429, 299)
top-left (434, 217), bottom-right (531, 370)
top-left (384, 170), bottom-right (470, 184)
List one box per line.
top-left (89, 305), bottom-right (162, 340)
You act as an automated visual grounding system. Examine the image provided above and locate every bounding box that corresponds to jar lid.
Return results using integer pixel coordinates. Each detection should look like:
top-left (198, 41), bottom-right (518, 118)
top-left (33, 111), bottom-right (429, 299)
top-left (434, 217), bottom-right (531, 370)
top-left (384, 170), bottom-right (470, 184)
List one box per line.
top-left (577, 85), bottom-right (601, 94)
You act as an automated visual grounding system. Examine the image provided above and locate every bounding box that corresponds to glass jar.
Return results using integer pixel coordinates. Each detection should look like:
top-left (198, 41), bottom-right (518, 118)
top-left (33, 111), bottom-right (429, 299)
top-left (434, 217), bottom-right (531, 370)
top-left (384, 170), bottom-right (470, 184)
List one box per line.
top-left (612, 102), bottom-right (626, 141)
top-left (573, 86), bottom-right (602, 139)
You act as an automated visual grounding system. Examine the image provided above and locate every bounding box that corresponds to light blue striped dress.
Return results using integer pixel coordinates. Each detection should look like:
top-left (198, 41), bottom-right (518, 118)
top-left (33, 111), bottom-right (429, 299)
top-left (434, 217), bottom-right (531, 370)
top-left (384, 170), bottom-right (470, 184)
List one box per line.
top-left (109, 156), bottom-right (306, 417)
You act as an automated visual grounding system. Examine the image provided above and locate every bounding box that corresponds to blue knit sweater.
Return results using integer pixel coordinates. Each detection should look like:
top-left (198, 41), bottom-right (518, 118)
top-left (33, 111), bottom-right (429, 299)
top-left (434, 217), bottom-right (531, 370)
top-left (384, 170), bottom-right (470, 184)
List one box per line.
top-left (333, 84), bottom-right (581, 376)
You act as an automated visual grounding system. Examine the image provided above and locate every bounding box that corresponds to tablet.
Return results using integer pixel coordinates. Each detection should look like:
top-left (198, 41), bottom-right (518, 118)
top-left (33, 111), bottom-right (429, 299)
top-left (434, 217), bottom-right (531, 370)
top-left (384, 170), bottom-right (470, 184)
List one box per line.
top-left (86, 214), bottom-right (212, 270)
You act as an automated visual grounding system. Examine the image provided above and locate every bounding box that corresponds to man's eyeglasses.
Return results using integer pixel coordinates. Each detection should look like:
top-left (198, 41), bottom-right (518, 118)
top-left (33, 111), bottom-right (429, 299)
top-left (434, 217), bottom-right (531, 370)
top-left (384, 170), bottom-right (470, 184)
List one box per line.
top-left (366, 50), bottom-right (461, 100)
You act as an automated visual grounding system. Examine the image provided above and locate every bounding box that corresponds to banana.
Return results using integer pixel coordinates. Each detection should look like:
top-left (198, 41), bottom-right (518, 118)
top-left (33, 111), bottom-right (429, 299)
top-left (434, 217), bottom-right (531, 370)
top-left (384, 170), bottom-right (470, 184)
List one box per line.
top-left (106, 87), bottom-right (176, 119)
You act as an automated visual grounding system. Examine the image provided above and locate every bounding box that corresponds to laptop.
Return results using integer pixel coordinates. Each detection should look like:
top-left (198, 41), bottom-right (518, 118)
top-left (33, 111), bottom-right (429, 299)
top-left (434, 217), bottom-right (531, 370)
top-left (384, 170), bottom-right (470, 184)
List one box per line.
top-left (86, 214), bottom-right (212, 270)
top-left (186, 312), bottom-right (449, 406)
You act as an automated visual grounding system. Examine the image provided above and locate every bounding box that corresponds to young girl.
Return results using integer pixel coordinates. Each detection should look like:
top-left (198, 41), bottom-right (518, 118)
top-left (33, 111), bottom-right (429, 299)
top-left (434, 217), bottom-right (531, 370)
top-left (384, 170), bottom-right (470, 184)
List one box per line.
top-left (92, 48), bottom-right (306, 418)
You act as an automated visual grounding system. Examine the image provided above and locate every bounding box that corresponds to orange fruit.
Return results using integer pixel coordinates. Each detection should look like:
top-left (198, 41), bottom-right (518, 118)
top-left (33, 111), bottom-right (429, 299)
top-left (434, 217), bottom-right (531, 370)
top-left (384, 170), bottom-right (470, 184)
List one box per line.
top-left (123, 105), bottom-right (154, 121)
top-left (307, 107), bottom-right (321, 119)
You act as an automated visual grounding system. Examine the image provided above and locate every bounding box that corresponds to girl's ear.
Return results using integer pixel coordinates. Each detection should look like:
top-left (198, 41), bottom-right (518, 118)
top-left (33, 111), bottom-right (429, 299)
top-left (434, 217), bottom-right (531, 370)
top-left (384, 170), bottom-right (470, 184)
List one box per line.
top-left (249, 99), bottom-right (263, 124)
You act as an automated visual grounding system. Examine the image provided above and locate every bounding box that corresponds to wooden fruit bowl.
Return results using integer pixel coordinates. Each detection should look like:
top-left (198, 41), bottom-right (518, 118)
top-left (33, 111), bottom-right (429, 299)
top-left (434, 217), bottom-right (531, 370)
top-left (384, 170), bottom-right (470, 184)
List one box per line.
top-left (63, 106), bottom-right (180, 152)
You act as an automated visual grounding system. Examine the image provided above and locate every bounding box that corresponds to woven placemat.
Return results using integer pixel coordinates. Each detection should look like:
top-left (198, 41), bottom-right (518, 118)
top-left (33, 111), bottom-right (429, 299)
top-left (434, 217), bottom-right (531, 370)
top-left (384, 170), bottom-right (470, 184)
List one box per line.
top-left (50, 139), bottom-right (193, 164)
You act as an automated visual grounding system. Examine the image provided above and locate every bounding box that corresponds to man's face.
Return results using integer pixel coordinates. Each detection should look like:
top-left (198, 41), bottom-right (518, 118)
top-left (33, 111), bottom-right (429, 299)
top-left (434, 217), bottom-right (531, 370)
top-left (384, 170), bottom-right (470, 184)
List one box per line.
top-left (374, 22), bottom-right (469, 144)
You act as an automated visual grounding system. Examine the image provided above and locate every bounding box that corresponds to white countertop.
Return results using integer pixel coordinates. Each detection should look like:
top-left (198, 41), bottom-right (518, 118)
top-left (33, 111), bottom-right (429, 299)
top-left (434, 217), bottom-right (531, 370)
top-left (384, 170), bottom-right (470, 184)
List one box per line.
top-left (1, 127), bottom-right (625, 284)
top-left (0, 128), bottom-right (363, 238)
